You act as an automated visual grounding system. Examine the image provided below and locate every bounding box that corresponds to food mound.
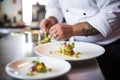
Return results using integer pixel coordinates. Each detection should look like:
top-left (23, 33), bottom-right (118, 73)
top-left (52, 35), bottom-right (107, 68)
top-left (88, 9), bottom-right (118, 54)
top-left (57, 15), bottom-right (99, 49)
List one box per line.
top-left (52, 42), bottom-right (81, 58)
top-left (43, 32), bottom-right (51, 43)
top-left (27, 59), bottom-right (52, 76)
top-left (38, 32), bottom-right (51, 45)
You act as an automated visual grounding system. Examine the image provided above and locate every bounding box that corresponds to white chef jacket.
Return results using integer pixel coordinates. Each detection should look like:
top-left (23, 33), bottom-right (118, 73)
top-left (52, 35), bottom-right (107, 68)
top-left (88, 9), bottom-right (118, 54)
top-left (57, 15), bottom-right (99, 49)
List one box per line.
top-left (45, 0), bottom-right (120, 45)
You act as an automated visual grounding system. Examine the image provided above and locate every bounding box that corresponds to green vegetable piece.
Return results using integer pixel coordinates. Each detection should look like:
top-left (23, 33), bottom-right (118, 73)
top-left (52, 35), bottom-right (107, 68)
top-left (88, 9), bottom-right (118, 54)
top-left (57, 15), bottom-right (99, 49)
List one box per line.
top-left (44, 32), bottom-right (49, 38)
top-left (76, 52), bottom-right (81, 55)
top-left (32, 60), bottom-right (39, 66)
top-left (43, 32), bottom-right (50, 42)
top-left (59, 47), bottom-right (63, 53)
top-left (41, 67), bottom-right (47, 73)
top-left (71, 42), bottom-right (75, 49)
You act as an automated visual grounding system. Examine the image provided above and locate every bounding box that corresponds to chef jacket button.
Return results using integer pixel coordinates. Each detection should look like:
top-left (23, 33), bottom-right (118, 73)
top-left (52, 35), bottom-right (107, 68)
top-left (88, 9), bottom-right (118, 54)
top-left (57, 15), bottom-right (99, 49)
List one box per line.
top-left (83, 13), bottom-right (86, 15)
top-left (66, 10), bottom-right (69, 12)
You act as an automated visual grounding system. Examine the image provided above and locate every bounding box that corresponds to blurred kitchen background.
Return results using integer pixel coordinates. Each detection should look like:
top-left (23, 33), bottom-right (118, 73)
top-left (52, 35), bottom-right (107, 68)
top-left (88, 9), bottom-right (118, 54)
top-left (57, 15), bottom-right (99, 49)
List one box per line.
top-left (0, 0), bottom-right (47, 40)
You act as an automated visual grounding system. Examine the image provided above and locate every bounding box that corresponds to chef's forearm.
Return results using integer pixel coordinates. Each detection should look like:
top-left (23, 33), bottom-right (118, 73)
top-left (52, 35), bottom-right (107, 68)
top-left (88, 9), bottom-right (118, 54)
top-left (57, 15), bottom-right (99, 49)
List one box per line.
top-left (72, 22), bottom-right (100, 36)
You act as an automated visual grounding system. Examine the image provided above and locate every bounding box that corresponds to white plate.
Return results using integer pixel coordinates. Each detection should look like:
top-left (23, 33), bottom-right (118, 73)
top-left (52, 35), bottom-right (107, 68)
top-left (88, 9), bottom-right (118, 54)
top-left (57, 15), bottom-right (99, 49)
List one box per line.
top-left (5, 57), bottom-right (71, 79)
top-left (34, 41), bottom-right (105, 61)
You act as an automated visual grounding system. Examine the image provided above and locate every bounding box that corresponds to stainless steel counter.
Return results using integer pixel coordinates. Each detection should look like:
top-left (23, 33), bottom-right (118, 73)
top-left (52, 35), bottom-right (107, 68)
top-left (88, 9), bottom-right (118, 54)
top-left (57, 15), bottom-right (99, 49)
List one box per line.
top-left (0, 33), bottom-right (105, 80)
top-left (0, 27), bottom-right (23, 38)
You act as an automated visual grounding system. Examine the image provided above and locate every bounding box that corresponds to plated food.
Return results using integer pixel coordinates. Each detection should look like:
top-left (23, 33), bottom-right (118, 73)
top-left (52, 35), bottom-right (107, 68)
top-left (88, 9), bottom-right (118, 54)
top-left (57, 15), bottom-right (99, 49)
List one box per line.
top-left (50, 42), bottom-right (81, 58)
top-left (5, 57), bottom-right (71, 79)
top-left (37, 32), bottom-right (51, 45)
top-left (34, 41), bottom-right (105, 61)
top-left (26, 59), bottom-right (52, 76)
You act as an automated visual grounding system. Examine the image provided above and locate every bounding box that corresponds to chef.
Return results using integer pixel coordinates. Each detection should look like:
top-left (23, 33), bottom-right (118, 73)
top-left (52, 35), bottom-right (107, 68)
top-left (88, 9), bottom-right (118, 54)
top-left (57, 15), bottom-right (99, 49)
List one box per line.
top-left (40, 0), bottom-right (120, 80)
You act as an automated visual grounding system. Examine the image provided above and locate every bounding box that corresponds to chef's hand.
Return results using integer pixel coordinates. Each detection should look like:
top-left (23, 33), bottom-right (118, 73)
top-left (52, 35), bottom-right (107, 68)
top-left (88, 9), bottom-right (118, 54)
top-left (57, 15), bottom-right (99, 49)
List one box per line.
top-left (49, 22), bottom-right (100, 40)
top-left (40, 16), bottom-right (58, 32)
top-left (49, 23), bottom-right (74, 40)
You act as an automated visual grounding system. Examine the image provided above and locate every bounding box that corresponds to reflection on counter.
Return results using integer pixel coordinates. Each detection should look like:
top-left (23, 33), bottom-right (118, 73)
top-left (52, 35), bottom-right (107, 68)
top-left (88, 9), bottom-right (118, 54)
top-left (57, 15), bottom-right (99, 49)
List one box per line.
top-left (23, 29), bottom-right (39, 43)
top-left (0, 26), bottom-right (40, 41)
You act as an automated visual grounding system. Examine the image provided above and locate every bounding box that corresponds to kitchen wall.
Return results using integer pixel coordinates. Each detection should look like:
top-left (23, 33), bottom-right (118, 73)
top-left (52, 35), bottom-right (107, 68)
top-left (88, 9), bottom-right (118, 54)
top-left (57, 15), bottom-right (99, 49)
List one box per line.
top-left (0, 0), bottom-right (47, 27)
top-left (0, 0), bottom-right (22, 23)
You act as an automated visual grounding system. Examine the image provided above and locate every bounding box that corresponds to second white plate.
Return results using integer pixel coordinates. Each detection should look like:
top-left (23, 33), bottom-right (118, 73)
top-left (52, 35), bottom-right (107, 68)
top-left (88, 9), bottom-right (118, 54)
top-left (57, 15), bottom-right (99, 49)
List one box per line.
top-left (5, 57), bottom-right (71, 79)
top-left (34, 41), bottom-right (105, 61)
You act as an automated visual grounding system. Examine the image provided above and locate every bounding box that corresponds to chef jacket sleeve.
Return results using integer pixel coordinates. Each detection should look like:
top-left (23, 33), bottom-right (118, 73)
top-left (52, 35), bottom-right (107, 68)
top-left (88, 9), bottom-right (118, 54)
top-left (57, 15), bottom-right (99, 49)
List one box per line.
top-left (87, 0), bottom-right (120, 37)
top-left (45, 0), bottom-right (63, 23)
